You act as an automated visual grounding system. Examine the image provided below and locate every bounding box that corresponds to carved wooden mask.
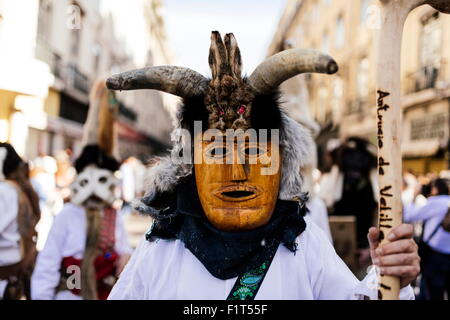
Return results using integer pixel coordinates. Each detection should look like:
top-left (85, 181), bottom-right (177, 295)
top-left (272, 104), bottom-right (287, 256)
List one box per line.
top-left (194, 133), bottom-right (281, 231)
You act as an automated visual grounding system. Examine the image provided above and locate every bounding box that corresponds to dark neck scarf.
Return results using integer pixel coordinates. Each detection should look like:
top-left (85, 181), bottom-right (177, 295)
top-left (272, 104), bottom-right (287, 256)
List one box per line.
top-left (145, 175), bottom-right (307, 280)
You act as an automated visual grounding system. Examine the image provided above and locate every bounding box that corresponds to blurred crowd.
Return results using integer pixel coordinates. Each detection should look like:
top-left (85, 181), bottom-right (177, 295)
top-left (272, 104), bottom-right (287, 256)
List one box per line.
top-left (310, 137), bottom-right (450, 300)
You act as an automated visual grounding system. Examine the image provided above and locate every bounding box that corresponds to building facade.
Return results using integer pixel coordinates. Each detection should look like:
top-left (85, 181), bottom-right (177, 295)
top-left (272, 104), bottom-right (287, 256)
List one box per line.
top-left (0, 0), bottom-right (175, 162)
top-left (268, 0), bottom-right (450, 175)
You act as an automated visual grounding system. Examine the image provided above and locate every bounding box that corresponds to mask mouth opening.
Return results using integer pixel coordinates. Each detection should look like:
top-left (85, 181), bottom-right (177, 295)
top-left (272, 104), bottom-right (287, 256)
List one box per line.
top-left (221, 190), bottom-right (254, 198)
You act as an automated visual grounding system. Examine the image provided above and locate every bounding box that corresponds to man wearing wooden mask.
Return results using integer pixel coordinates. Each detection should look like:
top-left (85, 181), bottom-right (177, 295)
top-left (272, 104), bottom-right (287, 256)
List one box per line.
top-left (107, 32), bottom-right (419, 300)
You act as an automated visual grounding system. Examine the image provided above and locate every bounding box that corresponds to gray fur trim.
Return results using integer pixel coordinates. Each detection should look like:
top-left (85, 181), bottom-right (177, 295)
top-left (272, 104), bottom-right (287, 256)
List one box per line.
top-left (278, 114), bottom-right (313, 200)
top-left (143, 156), bottom-right (191, 194)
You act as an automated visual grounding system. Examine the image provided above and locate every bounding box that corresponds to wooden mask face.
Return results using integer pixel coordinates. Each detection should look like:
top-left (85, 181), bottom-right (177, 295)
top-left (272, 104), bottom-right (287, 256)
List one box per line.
top-left (194, 132), bottom-right (281, 231)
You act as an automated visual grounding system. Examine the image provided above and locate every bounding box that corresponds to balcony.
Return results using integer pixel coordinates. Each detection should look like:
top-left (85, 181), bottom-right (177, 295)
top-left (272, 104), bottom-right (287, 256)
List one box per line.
top-left (403, 61), bottom-right (447, 95)
top-left (67, 64), bottom-right (89, 94)
top-left (35, 41), bottom-right (91, 99)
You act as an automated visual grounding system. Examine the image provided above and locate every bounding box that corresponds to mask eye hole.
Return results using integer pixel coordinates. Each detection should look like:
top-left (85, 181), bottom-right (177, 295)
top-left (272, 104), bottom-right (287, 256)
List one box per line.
top-left (98, 176), bottom-right (108, 184)
top-left (244, 147), bottom-right (266, 157)
top-left (207, 147), bottom-right (229, 158)
top-left (80, 179), bottom-right (89, 187)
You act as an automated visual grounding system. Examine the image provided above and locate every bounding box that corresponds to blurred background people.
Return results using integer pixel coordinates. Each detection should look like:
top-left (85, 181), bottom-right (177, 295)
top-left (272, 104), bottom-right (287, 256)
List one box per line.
top-left (120, 156), bottom-right (146, 215)
top-left (319, 137), bottom-right (378, 272)
top-left (31, 152), bottom-right (62, 251)
top-left (404, 178), bottom-right (450, 300)
top-left (54, 149), bottom-right (77, 203)
top-left (0, 143), bottom-right (40, 300)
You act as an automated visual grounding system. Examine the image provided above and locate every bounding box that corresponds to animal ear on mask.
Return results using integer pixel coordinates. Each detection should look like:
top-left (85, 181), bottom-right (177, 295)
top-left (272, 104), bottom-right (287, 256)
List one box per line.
top-left (208, 31), bottom-right (230, 81)
top-left (224, 33), bottom-right (242, 79)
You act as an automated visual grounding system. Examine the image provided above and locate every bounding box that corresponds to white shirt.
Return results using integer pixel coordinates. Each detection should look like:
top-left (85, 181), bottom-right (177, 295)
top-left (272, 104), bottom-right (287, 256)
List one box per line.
top-left (108, 217), bottom-right (414, 300)
top-left (0, 181), bottom-right (21, 299)
top-left (306, 197), bottom-right (332, 243)
top-left (0, 181), bottom-right (20, 267)
top-left (404, 195), bottom-right (450, 254)
top-left (31, 203), bottom-right (132, 300)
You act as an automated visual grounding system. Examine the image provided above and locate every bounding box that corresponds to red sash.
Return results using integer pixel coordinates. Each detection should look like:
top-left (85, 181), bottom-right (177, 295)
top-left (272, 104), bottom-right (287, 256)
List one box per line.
top-left (60, 207), bottom-right (118, 300)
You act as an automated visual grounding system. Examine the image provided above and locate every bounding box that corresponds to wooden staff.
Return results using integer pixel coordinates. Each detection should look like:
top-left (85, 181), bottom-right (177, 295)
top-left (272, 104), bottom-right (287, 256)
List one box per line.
top-left (375, 0), bottom-right (450, 300)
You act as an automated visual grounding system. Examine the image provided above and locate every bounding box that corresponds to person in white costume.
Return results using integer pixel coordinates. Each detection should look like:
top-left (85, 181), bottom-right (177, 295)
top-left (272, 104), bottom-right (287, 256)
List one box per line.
top-left (31, 202), bottom-right (131, 300)
top-left (106, 32), bottom-right (420, 300)
top-left (31, 80), bottom-right (132, 300)
top-left (0, 143), bottom-right (40, 300)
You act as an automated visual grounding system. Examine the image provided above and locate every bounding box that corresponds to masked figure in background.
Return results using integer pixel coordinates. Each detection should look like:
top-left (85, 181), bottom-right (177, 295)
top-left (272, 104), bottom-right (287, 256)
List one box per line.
top-left (0, 143), bottom-right (40, 300)
top-left (107, 32), bottom-right (419, 300)
top-left (31, 80), bottom-right (132, 300)
top-left (319, 137), bottom-right (378, 266)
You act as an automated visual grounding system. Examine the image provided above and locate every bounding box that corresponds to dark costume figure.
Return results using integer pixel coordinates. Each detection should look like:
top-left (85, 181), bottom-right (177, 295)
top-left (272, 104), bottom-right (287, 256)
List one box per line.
top-left (0, 143), bottom-right (40, 300)
top-left (31, 80), bottom-right (132, 300)
top-left (320, 137), bottom-right (378, 249)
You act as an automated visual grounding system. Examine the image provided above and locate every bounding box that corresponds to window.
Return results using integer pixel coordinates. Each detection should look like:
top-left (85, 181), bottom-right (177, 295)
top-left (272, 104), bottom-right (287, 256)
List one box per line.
top-left (37, 0), bottom-right (53, 42)
top-left (322, 31), bottom-right (329, 54)
top-left (312, 2), bottom-right (320, 22)
top-left (0, 0), bottom-right (4, 50)
top-left (331, 77), bottom-right (344, 122)
top-left (360, 0), bottom-right (370, 25)
top-left (294, 26), bottom-right (304, 47)
top-left (335, 15), bottom-right (345, 49)
top-left (357, 57), bottom-right (370, 99)
top-left (420, 12), bottom-right (441, 68)
top-left (410, 113), bottom-right (446, 141)
top-left (36, 0), bottom-right (53, 63)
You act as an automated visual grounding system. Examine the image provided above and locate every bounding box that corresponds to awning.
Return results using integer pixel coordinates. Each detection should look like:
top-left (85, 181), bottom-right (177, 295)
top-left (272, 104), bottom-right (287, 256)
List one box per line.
top-left (116, 121), bottom-right (147, 143)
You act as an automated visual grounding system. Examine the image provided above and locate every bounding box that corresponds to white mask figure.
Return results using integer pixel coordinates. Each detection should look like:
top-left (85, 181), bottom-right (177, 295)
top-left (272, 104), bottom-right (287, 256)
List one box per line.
top-left (71, 165), bottom-right (118, 207)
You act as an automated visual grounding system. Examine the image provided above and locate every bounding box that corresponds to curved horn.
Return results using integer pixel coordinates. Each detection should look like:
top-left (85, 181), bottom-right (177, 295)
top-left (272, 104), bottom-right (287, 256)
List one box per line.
top-left (106, 66), bottom-right (209, 98)
top-left (248, 48), bottom-right (339, 94)
top-left (428, 0), bottom-right (450, 13)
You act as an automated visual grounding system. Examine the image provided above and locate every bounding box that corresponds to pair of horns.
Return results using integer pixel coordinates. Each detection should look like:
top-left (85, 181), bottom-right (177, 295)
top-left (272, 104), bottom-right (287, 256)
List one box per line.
top-left (106, 33), bottom-right (338, 97)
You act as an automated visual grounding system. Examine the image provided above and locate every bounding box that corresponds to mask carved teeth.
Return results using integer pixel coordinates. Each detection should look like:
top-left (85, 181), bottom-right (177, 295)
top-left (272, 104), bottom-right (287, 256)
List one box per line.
top-left (214, 185), bottom-right (260, 202)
